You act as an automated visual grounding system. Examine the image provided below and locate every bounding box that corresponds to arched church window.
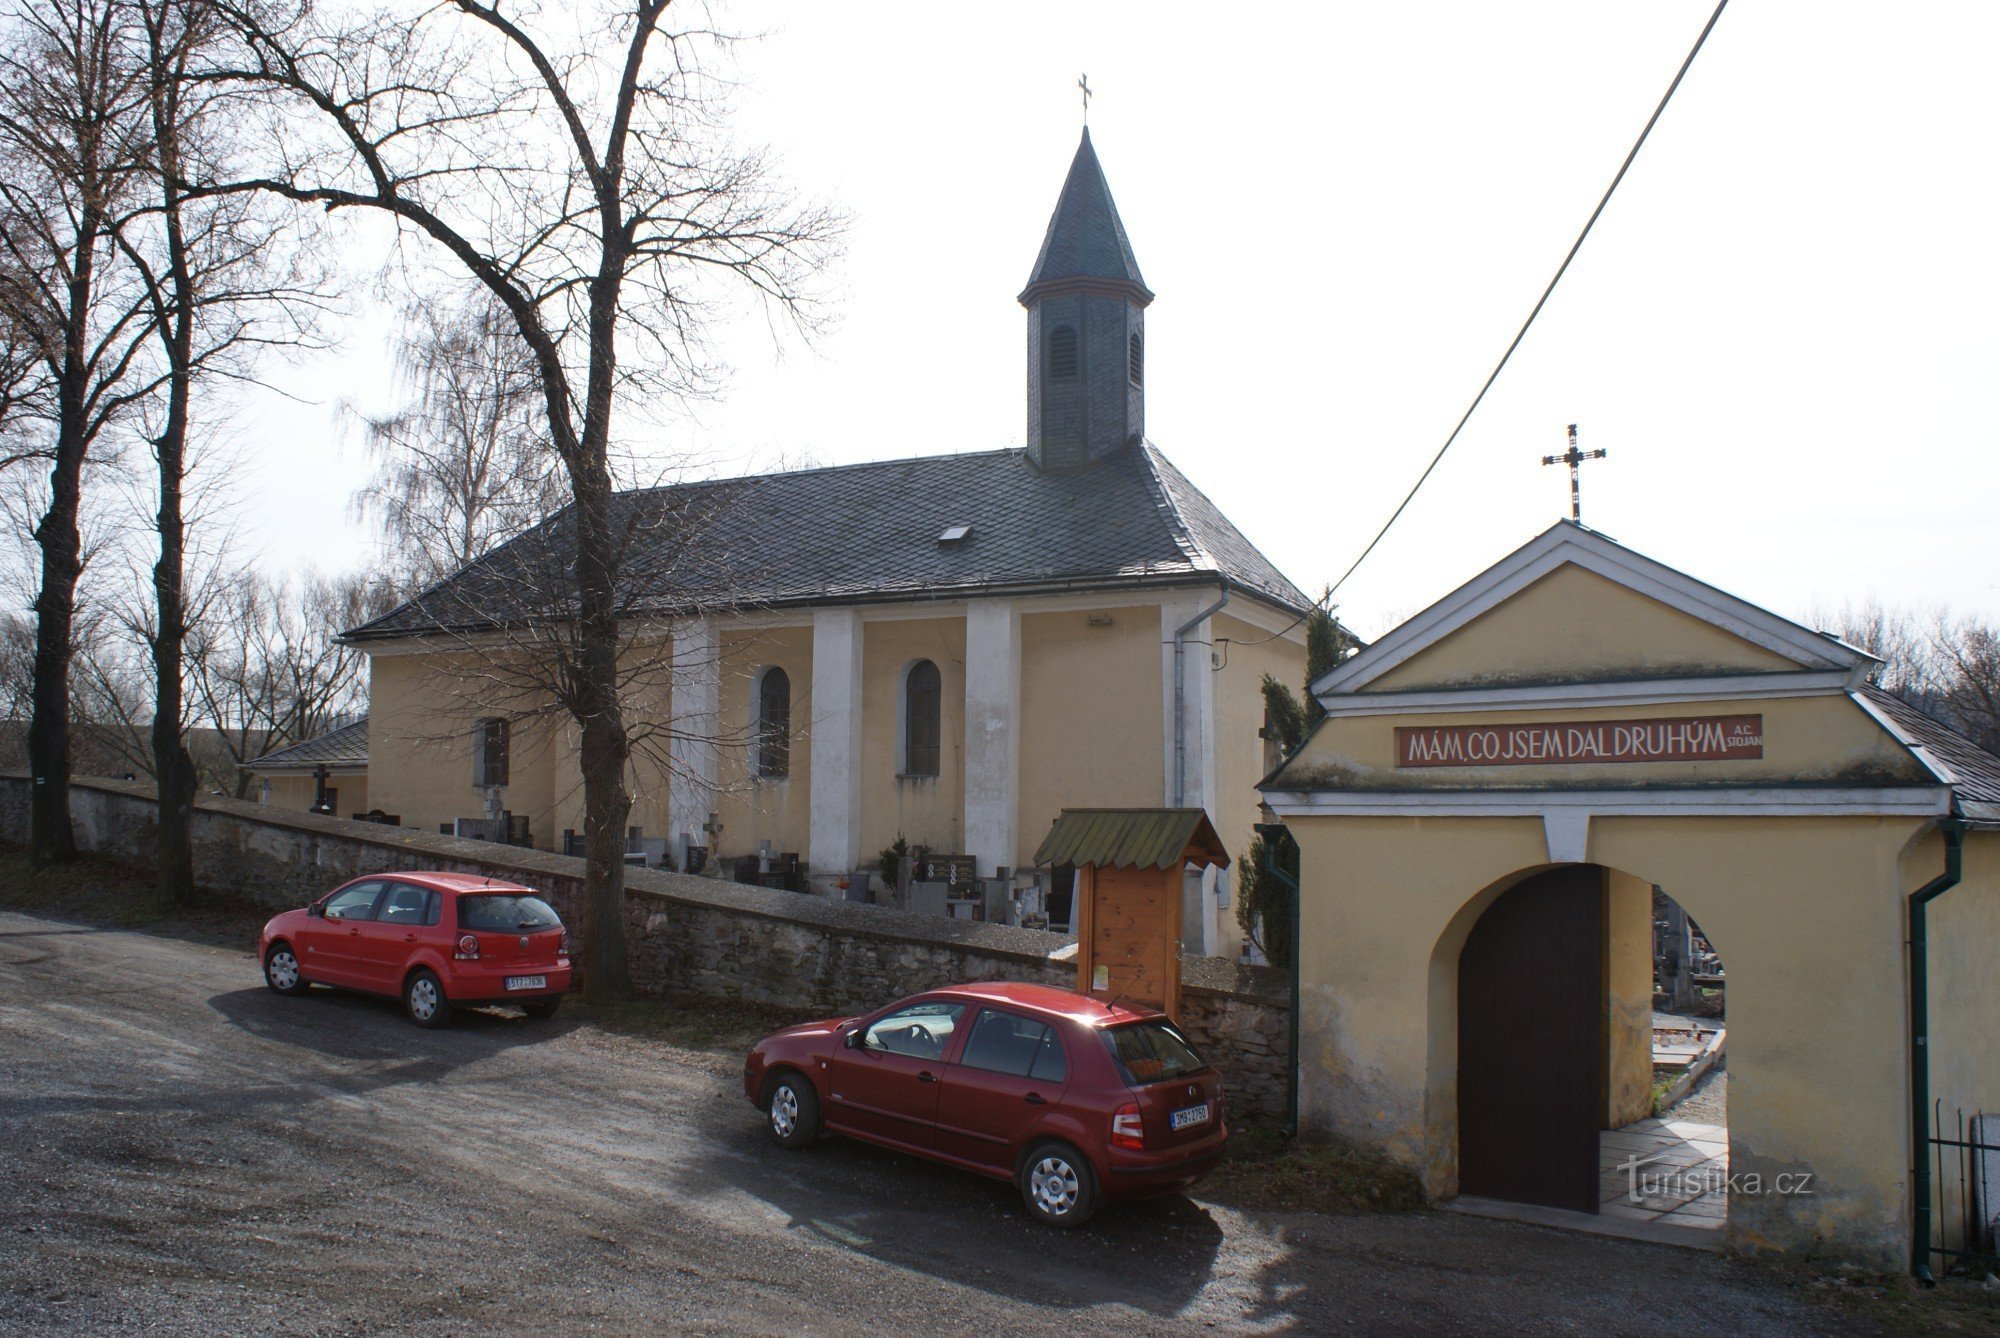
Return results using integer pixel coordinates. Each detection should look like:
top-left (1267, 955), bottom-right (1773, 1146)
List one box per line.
top-left (1128, 331), bottom-right (1144, 387)
top-left (755, 666), bottom-right (790, 779)
top-left (1048, 325), bottom-right (1078, 380)
top-left (902, 659), bottom-right (941, 777)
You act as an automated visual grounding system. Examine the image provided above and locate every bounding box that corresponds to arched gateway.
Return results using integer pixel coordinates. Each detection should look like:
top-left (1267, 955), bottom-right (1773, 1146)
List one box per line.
top-left (1261, 522), bottom-right (2000, 1273)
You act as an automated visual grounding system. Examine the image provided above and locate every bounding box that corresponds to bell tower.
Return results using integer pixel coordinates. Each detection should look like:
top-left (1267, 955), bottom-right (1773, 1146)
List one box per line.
top-left (1020, 128), bottom-right (1153, 473)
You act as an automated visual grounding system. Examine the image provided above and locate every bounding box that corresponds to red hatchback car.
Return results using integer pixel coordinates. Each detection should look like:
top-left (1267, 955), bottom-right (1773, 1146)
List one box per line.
top-left (742, 981), bottom-right (1227, 1226)
top-left (259, 872), bottom-right (573, 1027)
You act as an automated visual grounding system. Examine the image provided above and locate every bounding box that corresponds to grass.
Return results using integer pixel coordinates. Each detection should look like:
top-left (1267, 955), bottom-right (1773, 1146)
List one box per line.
top-left (1201, 1122), bottom-right (1427, 1215)
top-left (1765, 1263), bottom-right (2000, 1336)
top-left (0, 842), bottom-right (272, 947)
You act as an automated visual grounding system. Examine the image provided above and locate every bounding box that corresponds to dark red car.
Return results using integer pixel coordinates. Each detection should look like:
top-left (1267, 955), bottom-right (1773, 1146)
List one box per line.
top-left (742, 981), bottom-right (1227, 1226)
top-left (259, 872), bottom-right (572, 1027)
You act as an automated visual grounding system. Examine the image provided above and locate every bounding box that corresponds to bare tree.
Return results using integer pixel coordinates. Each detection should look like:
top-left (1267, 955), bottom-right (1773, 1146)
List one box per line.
top-left (109, 0), bottom-right (326, 906)
top-left (209, 0), bottom-right (840, 999)
top-left (186, 569), bottom-right (377, 796)
top-left (0, 0), bottom-right (162, 863)
top-left (1814, 598), bottom-right (2000, 755)
top-left (1927, 611), bottom-right (2000, 754)
top-left (348, 291), bottom-right (565, 593)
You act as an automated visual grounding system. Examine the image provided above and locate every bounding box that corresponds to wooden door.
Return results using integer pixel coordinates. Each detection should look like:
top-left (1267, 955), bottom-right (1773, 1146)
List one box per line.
top-left (1081, 864), bottom-right (1181, 1017)
top-left (1457, 865), bottom-right (1604, 1212)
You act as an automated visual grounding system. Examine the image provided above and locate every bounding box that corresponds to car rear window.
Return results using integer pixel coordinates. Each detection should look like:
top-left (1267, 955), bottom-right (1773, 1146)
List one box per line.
top-left (458, 893), bottom-right (561, 932)
top-left (1103, 1019), bottom-right (1207, 1086)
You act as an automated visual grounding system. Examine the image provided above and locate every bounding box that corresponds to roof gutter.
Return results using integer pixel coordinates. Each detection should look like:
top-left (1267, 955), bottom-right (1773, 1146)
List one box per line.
top-left (1172, 583), bottom-right (1230, 807)
top-left (1908, 815), bottom-right (1965, 1283)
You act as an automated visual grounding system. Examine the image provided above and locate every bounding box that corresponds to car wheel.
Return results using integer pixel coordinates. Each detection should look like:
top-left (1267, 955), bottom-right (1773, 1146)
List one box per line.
top-left (1019, 1142), bottom-right (1100, 1227)
top-left (263, 943), bottom-right (309, 996)
top-left (764, 1072), bottom-right (821, 1149)
top-left (521, 998), bottom-right (560, 1021)
top-left (404, 969), bottom-right (452, 1028)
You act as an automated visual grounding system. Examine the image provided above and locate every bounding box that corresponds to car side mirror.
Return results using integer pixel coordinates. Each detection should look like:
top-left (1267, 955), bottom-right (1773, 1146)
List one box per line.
top-left (843, 1026), bottom-right (865, 1050)
top-left (308, 902), bottom-right (324, 918)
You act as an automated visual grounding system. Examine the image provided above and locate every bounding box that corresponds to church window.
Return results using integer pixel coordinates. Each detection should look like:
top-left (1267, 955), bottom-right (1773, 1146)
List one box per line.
top-left (1048, 325), bottom-right (1078, 380)
top-left (755, 667), bottom-right (791, 779)
top-left (902, 659), bottom-right (941, 777)
top-left (1128, 331), bottom-right (1144, 387)
top-left (475, 718), bottom-right (509, 787)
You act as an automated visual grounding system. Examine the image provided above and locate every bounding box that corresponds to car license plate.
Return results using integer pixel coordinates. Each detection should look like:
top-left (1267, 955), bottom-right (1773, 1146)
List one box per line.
top-left (1170, 1102), bottom-right (1210, 1131)
top-left (505, 975), bottom-right (547, 991)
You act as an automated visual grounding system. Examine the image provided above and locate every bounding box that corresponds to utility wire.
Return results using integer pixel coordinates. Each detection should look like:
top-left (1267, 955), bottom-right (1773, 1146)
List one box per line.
top-left (1321, 0), bottom-right (1731, 613)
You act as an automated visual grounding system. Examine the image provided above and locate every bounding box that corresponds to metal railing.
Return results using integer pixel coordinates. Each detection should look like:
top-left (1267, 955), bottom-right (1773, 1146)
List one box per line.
top-left (1926, 1101), bottom-right (2000, 1277)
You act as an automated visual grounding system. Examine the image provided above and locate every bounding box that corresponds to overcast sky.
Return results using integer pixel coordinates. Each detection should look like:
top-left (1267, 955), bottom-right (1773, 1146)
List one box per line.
top-left (233, 2), bottom-right (2000, 640)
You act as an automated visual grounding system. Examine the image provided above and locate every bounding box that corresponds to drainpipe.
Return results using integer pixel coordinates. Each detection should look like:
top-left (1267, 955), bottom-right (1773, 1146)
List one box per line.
top-left (1255, 819), bottom-right (1302, 1138)
top-left (1172, 585), bottom-right (1230, 807)
top-left (1908, 816), bottom-right (1965, 1283)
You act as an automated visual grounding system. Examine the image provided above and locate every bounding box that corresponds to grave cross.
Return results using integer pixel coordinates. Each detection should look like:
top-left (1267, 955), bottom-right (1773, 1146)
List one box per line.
top-left (1541, 423), bottom-right (1608, 523)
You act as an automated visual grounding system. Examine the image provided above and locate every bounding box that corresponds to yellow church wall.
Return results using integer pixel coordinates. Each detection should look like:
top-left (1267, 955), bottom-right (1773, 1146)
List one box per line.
top-left (1017, 605), bottom-right (1165, 868)
top-left (1368, 564), bottom-right (1799, 692)
top-left (1926, 825), bottom-right (2000, 1254)
top-left (1290, 810), bottom-right (1930, 1269)
top-left (367, 650), bottom-right (575, 849)
top-left (858, 617), bottom-right (965, 864)
top-left (714, 624), bottom-right (815, 862)
top-left (256, 773), bottom-right (369, 816)
top-left (1285, 692), bottom-right (1930, 794)
top-left (1604, 868), bottom-right (1655, 1129)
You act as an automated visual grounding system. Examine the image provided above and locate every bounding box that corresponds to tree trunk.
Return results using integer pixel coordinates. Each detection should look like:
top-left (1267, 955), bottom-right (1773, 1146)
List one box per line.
top-left (572, 461), bottom-right (631, 1002)
top-left (27, 459), bottom-right (81, 865)
top-left (27, 266), bottom-right (94, 866)
top-left (146, 6), bottom-right (199, 911)
top-left (150, 264), bottom-right (198, 910)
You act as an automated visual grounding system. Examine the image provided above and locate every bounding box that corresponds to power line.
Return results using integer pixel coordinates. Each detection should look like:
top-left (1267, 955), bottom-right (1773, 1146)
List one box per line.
top-left (1324, 0), bottom-right (1731, 602)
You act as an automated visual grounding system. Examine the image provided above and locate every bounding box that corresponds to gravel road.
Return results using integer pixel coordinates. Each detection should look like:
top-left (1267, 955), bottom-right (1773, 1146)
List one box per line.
top-left (0, 910), bottom-right (1866, 1335)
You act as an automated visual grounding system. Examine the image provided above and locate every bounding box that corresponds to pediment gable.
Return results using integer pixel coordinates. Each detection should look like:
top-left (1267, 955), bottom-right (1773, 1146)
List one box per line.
top-left (1316, 523), bottom-right (1874, 701)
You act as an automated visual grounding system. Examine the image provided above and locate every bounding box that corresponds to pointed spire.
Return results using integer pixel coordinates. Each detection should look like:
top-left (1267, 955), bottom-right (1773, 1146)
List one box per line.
top-left (1019, 127), bottom-right (1153, 307)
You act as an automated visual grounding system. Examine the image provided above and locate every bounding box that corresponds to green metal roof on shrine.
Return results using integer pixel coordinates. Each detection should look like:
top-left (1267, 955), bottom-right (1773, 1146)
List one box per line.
top-left (1033, 808), bottom-right (1230, 871)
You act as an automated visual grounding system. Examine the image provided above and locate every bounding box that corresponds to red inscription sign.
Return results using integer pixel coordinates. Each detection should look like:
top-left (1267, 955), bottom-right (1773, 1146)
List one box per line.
top-left (1395, 714), bottom-right (1764, 768)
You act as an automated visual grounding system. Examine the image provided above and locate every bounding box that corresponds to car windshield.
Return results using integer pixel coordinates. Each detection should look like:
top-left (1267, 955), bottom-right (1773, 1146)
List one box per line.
top-left (1103, 1019), bottom-right (1207, 1086)
top-left (458, 893), bottom-right (561, 932)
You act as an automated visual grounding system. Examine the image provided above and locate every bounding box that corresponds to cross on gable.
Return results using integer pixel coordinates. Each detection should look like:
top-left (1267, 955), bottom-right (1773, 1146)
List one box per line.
top-left (1541, 423), bottom-right (1608, 523)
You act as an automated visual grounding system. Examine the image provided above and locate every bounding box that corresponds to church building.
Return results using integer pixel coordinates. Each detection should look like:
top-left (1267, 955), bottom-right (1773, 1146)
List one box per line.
top-left (344, 129), bottom-right (1311, 959)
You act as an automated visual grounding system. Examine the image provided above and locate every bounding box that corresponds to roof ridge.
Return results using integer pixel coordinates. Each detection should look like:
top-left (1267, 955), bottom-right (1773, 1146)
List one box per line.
top-left (1141, 440), bottom-right (1313, 611)
top-left (621, 446), bottom-right (1028, 499)
top-left (1136, 441), bottom-right (1215, 572)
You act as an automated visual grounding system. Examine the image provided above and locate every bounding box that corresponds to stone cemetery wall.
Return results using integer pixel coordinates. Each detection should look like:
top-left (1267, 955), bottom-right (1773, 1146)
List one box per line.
top-left (0, 776), bottom-right (1293, 1120)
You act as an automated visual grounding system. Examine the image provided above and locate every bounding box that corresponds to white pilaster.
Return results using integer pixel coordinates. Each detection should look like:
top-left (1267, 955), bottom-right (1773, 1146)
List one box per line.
top-left (808, 607), bottom-right (865, 875)
top-left (963, 599), bottom-right (1021, 876)
top-left (1159, 594), bottom-right (1219, 817)
top-left (1161, 593), bottom-right (1222, 956)
top-left (666, 618), bottom-right (719, 854)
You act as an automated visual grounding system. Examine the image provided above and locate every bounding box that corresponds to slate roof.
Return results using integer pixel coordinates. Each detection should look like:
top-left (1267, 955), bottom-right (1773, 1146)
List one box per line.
top-left (247, 717), bottom-right (368, 772)
top-left (1859, 685), bottom-right (2000, 818)
top-left (1033, 808), bottom-right (1229, 871)
top-left (345, 443), bottom-right (1309, 641)
top-left (1020, 127), bottom-right (1151, 302)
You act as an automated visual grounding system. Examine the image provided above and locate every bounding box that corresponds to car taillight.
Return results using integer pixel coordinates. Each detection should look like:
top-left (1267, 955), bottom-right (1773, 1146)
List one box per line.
top-left (1111, 1102), bottom-right (1145, 1150)
top-left (455, 934), bottom-right (479, 960)
top-left (559, 928), bottom-right (570, 957)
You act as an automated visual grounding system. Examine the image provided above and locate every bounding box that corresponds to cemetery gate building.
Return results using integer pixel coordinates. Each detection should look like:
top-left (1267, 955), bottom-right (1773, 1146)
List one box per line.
top-left (1261, 521), bottom-right (2000, 1271)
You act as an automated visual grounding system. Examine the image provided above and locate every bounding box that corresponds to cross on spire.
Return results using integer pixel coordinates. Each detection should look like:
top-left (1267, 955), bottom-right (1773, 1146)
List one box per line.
top-left (1541, 423), bottom-right (1608, 523)
top-left (1078, 73), bottom-right (1092, 124)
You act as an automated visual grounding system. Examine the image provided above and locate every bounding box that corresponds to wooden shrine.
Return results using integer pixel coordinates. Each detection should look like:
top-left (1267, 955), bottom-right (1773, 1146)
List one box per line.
top-left (1033, 808), bottom-right (1230, 1020)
